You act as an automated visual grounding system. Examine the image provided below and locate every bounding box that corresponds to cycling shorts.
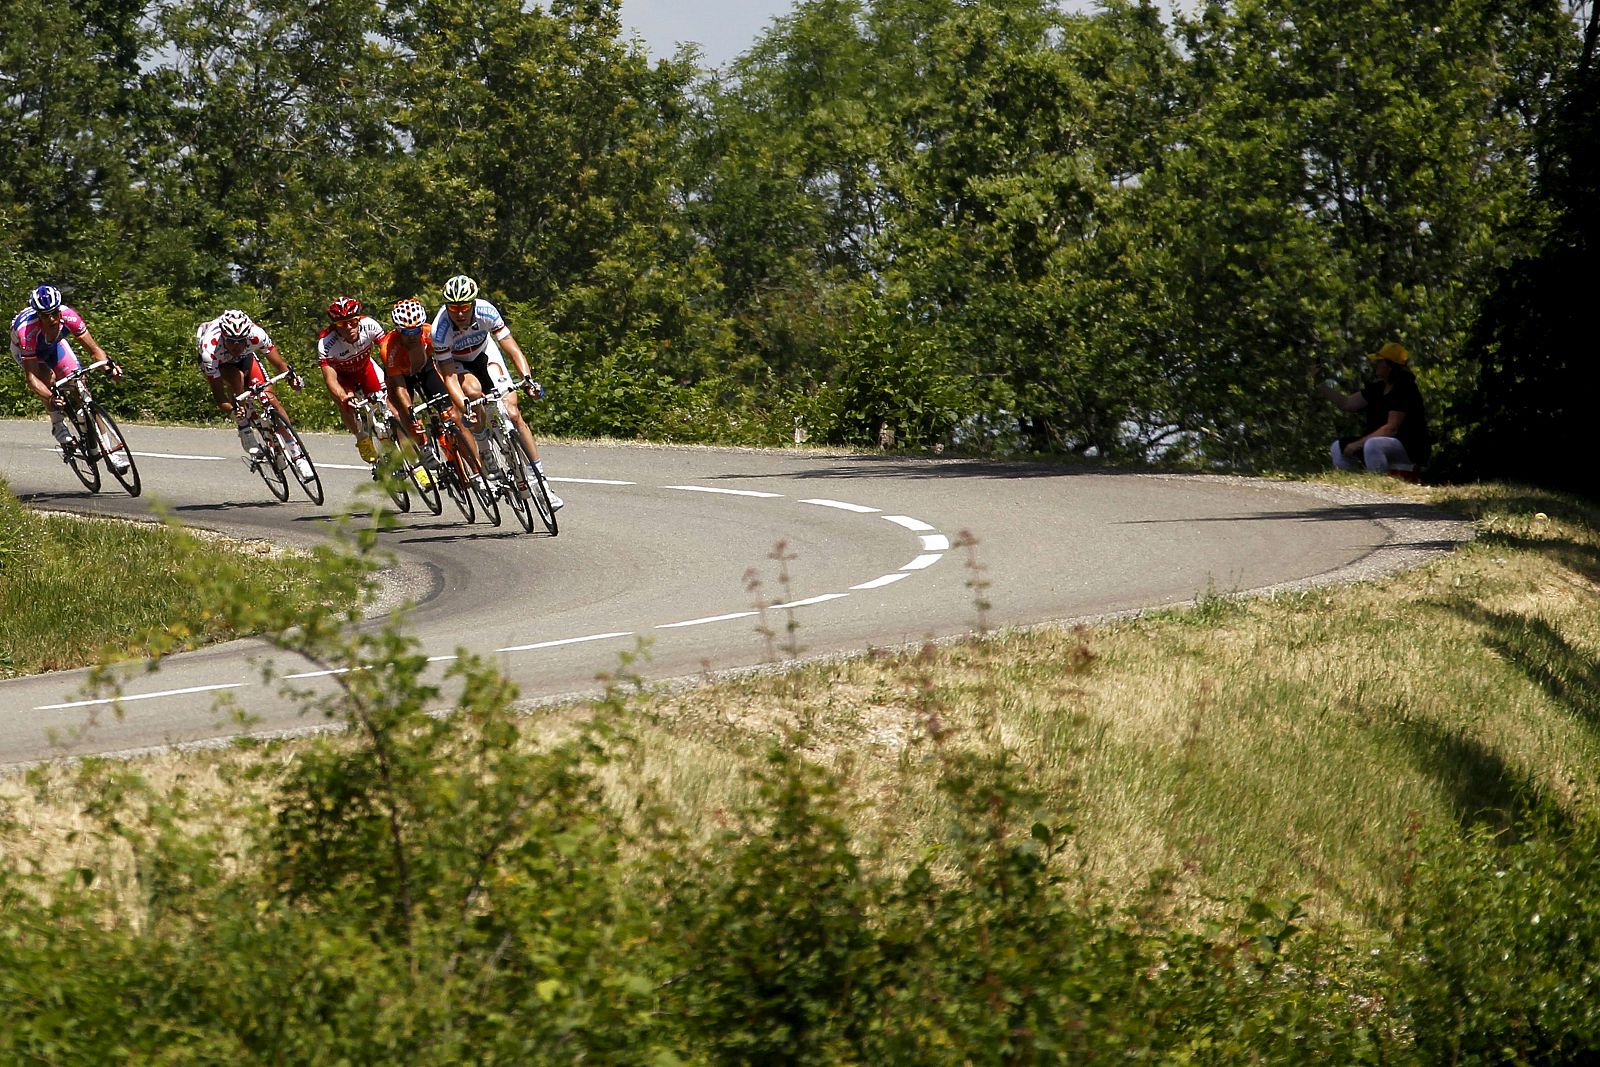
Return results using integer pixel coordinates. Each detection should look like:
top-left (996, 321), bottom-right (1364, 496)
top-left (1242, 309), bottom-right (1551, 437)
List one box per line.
top-left (332, 359), bottom-right (384, 397)
top-left (444, 351), bottom-right (511, 395)
top-left (14, 335), bottom-right (79, 376)
top-left (218, 353), bottom-right (268, 389)
top-left (400, 359), bottom-right (448, 404)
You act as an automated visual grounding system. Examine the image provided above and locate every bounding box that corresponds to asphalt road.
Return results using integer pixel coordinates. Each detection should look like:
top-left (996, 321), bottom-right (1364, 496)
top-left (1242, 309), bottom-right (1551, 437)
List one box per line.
top-left (0, 417), bottom-right (1469, 764)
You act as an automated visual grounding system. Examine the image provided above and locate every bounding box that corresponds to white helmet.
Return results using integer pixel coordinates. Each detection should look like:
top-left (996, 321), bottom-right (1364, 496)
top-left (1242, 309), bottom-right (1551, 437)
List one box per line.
top-left (442, 274), bottom-right (479, 303)
top-left (391, 298), bottom-right (428, 329)
top-left (218, 309), bottom-right (254, 339)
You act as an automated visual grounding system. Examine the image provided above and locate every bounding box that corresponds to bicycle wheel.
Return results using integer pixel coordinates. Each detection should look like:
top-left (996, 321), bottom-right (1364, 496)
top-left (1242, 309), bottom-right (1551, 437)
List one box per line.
top-left (467, 432), bottom-right (502, 527)
top-left (503, 432), bottom-right (558, 536)
top-left (63, 405), bottom-right (101, 493)
top-left (527, 455), bottom-right (559, 537)
top-left (439, 434), bottom-right (475, 523)
top-left (251, 413), bottom-right (290, 502)
top-left (408, 435), bottom-right (443, 516)
top-left (89, 403), bottom-right (141, 497)
top-left (497, 434), bottom-right (536, 533)
top-left (270, 415), bottom-right (325, 505)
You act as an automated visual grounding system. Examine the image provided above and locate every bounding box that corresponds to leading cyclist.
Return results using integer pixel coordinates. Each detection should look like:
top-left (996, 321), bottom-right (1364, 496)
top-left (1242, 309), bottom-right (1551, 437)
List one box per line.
top-left (429, 274), bottom-right (563, 510)
top-left (196, 308), bottom-right (313, 479)
top-left (9, 284), bottom-right (128, 469)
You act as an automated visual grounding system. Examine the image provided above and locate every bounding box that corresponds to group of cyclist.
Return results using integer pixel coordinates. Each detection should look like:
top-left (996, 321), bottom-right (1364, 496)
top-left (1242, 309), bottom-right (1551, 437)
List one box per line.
top-left (8, 274), bottom-right (561, 511)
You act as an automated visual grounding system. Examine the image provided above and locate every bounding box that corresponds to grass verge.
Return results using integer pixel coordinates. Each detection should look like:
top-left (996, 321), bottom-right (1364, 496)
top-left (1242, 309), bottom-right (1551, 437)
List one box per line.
top-left (0, 478), bottom-right (342, 678)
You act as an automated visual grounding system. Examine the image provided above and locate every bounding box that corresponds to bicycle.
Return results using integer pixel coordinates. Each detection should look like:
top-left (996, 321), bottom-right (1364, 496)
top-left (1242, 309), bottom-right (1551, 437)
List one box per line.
top-left (50, 358), bottom-right (141, 497)
top-left (235, 370), bottom-right (324, 505)
top-left (465, 378), bottom-right (558, 536)
top-left (412, 393), bottom-right (500, 526)
top-left (347, 391), bottom-right (429, 514)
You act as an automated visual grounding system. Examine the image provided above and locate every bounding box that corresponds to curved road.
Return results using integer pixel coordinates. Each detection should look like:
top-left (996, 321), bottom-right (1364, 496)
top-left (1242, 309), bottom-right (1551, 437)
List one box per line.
top-left (0, 418), bottom-right (1469, 764)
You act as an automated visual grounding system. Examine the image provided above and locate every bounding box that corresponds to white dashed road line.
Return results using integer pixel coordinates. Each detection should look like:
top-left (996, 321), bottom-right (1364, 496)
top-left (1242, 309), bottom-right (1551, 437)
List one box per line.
top-left (657, 611), bottom-right (759, 629)
top-left (663, 485), bottom-right (783, 498)
top-left (36, 682), bottom-right (247, 711)
top-left (801, 498), bottom-right (880, 513)
top-left (852, 573), bottom-right (911, 590)
top-left (496, 632), bottom-right (634, 654)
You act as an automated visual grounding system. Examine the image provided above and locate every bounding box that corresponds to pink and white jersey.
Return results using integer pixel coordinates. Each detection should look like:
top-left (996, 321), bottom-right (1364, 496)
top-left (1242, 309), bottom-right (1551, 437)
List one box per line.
top-left (316, 315), bottom-right (385, 370)
top-left (10, 305), bottom-right (87, 362)
top-left (195, 317), bottom-right (274, 380)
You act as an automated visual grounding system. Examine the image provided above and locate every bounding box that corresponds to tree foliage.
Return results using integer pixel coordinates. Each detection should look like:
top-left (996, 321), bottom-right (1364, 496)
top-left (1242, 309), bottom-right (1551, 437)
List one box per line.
top-left (0, 0), bottom-right (1591, 476)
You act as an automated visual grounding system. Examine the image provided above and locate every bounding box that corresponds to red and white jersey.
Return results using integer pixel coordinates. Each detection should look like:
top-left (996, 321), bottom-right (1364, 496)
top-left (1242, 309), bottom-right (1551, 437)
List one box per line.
top-left (195, 317), bottom-right (274, 380)
top-left (316, 315), bottom-right (385, 370)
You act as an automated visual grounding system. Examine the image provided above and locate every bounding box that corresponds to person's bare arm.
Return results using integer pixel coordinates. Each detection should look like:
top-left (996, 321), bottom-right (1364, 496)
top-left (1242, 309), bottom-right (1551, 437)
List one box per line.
top-left (1316, 381), bottom-right (1366, 412)
top-left (496, 329), bottom-right (532, 380)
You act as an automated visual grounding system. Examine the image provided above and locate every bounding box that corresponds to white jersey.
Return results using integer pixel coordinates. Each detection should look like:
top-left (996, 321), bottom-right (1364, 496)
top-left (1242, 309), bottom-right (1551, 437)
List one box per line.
top-left (429, 299), bottom-right (510, 362)
top-left (195, 317), bottom-right (274, 380)
top-left (316, 315), bottom-right (385, 370)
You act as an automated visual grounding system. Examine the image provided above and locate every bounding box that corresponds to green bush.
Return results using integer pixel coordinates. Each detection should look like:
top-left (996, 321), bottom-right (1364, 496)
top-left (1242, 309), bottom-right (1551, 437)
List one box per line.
top-left (1393, 817), bottom-right (1600, 1064)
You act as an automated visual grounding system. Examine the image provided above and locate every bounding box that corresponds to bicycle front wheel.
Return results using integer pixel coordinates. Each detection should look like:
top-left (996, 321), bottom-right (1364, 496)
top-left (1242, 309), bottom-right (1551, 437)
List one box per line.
top-left (89, 403), bottom-right (141, 497)
top-left (409, 439), bottom-right (443, 516)
top-left (63, 405), bottom-right (101, 493)
top-left (470, 437), bottom-right (502, 527)
top-left (441, 439), bottom-right (475, 523)
top-left (252, 414), bottom-right (290, 502)
top-left (527, 456), bottom-right (559, 537)
top-left (501, 435), bottom-right (538, 534)
top-left (271, 413), bottom-right (324, 505)
top-left (376, 422), bottom-right (411, 513)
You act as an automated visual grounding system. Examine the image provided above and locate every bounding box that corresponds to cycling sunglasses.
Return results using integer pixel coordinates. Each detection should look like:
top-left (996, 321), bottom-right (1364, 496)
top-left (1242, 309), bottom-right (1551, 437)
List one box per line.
top-left (445, 301), bottom-right (475, 313)
top-left (398, 325), bottom-right (423, 337)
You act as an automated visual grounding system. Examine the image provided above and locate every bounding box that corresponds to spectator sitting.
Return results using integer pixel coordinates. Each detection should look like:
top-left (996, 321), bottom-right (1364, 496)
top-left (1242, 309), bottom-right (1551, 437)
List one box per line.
top-left (1317, 341), bottom-right (1431, 480)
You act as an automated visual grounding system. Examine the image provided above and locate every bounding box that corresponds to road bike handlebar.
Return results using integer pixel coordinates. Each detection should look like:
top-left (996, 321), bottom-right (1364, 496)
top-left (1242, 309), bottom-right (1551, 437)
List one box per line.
top-left (233, 368), bottom-right (300, 404)
top-left (49, 358), bottom-right (115, 392)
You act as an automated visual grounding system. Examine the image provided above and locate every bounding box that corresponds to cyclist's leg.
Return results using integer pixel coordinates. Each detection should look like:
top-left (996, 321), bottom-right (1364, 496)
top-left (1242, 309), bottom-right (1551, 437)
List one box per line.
top-left (389, 375), bottom-right (424, 448)
top-left (22, 353), bottom-right (73, 448)
top-left (500, 389), bottom-right (543, 465)
top-left (437, 361), bottom-right (484, 468)
top-left (217, 362), bottom-right (258, 453)
top-left (335, 365), bottom-right (377, 461)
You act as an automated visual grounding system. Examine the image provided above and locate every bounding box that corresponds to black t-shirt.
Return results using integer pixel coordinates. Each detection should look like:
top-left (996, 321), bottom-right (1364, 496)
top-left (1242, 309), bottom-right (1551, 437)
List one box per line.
top-left (1360, 376), bottom-right (1431, 465)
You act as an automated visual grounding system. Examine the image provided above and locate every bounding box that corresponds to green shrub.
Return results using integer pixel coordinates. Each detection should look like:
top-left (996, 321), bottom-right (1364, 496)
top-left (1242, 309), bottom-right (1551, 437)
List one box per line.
top-left (1393, 816), bottom-right (1600, 1064)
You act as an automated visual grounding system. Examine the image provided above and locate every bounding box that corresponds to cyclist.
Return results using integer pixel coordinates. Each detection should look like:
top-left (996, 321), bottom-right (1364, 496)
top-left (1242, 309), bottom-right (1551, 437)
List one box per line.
top-left (378, 297), bottom-right (480, 489)
top-left (429, 274), bottom-right (563, 510)
top-left (9, 284), bottom-right (129, 469)
top-left (196, 309), bottom-right (313, 478)
top-left (315, 296), bottom-right (394, 465)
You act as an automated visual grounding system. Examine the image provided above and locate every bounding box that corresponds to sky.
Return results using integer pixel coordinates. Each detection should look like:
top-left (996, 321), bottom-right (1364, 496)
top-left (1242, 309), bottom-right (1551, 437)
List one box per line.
top-left (617, 0), bottom-right (795, 69)
top-left (617, 1), bottom-right (1123, 70)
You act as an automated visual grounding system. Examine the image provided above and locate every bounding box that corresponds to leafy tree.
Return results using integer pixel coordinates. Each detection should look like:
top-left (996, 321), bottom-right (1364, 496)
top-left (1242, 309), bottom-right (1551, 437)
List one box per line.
top-left (1120, 0), bottom-right (1575, 467)
top-left (1452, 2), bottom-right (1598, 498)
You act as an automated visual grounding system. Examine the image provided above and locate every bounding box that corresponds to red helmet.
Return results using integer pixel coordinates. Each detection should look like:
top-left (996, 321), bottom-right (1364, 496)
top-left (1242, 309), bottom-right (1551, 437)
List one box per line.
top-left (327, 296), bottom-right (363, 321)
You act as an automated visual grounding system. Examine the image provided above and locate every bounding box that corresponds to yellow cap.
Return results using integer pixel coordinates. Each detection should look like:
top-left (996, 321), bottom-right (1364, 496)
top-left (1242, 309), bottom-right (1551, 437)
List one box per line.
top-left (1367, 342), bottom-right (1409, 365)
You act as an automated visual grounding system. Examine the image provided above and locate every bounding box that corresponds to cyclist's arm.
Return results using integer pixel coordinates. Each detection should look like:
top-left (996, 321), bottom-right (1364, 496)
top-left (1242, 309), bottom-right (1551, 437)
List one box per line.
top-left (207, 375), bottom-right (233, 412)
top-left (262, 343), bottom-right (291, 377)
top-left (74, 326), bottom-right (111, 367)
top-left (440, 364), bottom-right (469, 410)
top-left (320, 361), bottom-right (349, 406)
top-left (495, 329), bottom-right (532, 381)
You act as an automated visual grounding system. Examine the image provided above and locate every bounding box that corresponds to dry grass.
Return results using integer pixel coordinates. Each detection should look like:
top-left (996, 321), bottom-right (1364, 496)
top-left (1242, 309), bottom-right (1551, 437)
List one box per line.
top-left (6, 479), bottom-right (1599, 933)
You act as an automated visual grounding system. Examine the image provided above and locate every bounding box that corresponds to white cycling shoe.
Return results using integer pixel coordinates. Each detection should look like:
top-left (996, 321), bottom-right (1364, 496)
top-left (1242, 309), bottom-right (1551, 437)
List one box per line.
top-left (295, 457), bottom-right (315, 480)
